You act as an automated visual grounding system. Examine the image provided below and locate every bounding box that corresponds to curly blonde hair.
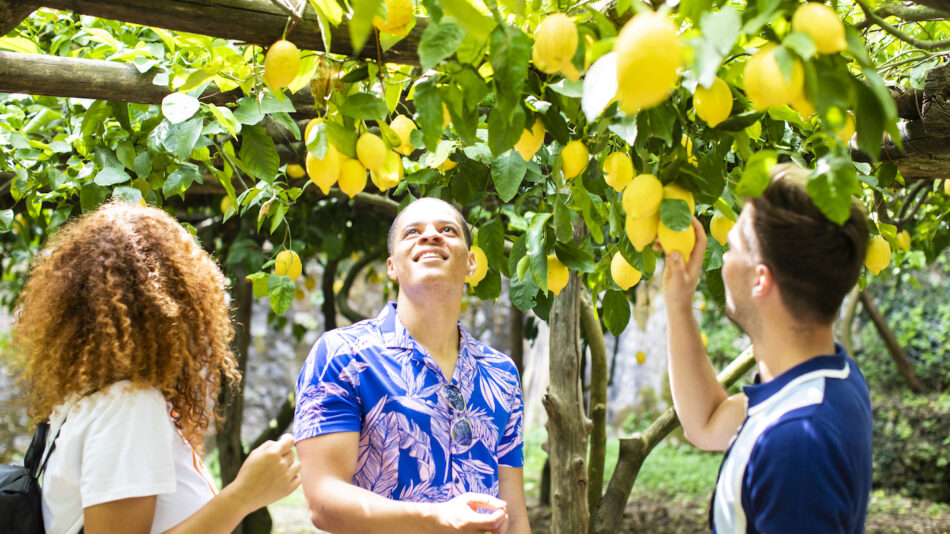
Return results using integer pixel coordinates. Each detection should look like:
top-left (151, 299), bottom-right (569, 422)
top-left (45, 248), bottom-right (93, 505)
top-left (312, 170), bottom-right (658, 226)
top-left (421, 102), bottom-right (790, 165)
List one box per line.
top-left (12, 201), bottom-right (239, 450)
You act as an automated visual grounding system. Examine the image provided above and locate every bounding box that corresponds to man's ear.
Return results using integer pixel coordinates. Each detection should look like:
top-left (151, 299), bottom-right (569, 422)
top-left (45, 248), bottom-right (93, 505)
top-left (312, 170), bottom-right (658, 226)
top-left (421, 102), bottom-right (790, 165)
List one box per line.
top-left (386, 256), bottom-right (397, 282)
top-left (467, 249), bottom-right (476, 276)
top-left (752, 263), bottom-right (773, 297)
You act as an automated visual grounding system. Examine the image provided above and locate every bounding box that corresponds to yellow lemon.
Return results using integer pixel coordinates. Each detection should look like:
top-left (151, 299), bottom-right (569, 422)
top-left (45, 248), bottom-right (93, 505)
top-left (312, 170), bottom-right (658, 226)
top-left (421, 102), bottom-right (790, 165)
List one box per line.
top-left (304, 276), bottom-right (317, 291)
top-left (356, 132), bottom-right (387, 171)
top-left (614, 10), bottom-right (683, 113)
top-left (338, 159), bottom-right (367, 198)
top-left (264, 40), bottom-right (300, 90)
top-left (304, 118), bottom-right (323, 143)
top-left (944, 179), bottom-right (950, 196)
top-left (12, 213), bottom-right (26, 233)
top-left (603, 152), bottom-right (634, 192)
top-left (547, 254), bottom-right (570, 295)
top-left (220, 196), bottom-right (233, 214)
top-left (663, 183), bottom-right (695, 215)
top-left (442, 103), bottom-right (452, 130)
top-left (657, 221), bottom-right (696, 259)
top-left (561, 140), bottom-right (589, 180)
top-left (623, 174), bottom-right (664, 219)
top-left (438, 158), bottom-right (457, 172)
top-left (286, 163), bottom-right (306, 179)
top-left (744, 46), bottom-right (804, 111)
top-left (306, 144), bottom-right (342, 195)
top-left (625, 212), bottom-right (659, 251)
top-left (514, 118), bottom-right (545, 162)
top-left (865, 235), bottom-right (891, 275)
top-left (295, 288), bottom-right (306, 301)
top-left (466, 245), bottom-right (489, 286)
top-left (694, 77), bottom-right (732, 127)
top-left (790, 92), bottom-right (816, 119)
top-left (682, 134), bottom-right (698, 165)
top-left (792, 2), bottom-right (847, 55)
top-left (701, 331), bottom-right (709, 348)
top-left (610, 251), bottom-right (642, 290)
top-left (837, 112), bottom-right (855, 144)
top-left (389, 115), bottom-right (417, 156)
top-left (896, 230), bottom-right (911, 251)
top-left (371, 150), bottom-right (404, 192)
top-left (636, 350), bottom-right (646, 365)
top-left (274, 250), bottom-right (303, 281)
top-left (373, 0), bottom-right (414, 36)
top-left (533, 13), bottom-right (579, 79)
top-left (710, 213), bottom-right (735, 246)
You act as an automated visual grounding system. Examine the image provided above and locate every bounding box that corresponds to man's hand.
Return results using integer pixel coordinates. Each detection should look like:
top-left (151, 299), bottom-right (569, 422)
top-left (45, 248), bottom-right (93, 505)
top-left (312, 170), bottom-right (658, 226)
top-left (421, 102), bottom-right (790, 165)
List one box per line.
top-left (662, 217), bottom-right (708, 310)
top-left (431, 493), bottom-right (509, 533)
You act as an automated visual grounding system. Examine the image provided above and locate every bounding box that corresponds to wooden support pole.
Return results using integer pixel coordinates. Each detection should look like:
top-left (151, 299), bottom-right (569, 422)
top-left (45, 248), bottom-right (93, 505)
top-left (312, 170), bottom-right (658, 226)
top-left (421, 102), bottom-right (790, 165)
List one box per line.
top-left (36, 0), bottom-right (424, 65)
top-left (1, 0), bottom-right (37, 36)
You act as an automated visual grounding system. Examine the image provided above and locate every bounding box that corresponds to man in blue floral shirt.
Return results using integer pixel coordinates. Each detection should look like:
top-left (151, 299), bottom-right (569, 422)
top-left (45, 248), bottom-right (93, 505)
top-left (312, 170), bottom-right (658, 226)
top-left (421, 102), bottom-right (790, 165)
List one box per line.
top-left (294, 197), bottom-right (530, 534)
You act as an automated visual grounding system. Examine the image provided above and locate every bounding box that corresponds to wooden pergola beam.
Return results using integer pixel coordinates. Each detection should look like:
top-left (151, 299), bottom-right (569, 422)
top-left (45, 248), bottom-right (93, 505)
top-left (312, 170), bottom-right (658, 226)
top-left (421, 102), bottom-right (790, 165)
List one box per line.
top-left (1, 1), bottom-right (37, 36)
top-left (36, 0), bottom-right (424, 65)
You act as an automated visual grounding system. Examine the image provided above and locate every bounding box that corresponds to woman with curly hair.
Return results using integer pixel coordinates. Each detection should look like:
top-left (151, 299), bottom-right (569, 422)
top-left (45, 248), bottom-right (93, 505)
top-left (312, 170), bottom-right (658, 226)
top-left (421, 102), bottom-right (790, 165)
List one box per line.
top-left (12, 201), bottom-right (300, 534)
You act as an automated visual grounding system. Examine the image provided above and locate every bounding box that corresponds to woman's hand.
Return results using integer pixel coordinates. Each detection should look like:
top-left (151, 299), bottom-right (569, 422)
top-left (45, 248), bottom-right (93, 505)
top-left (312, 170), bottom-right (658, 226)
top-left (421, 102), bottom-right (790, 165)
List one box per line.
top-left (228, 433), bottom-right (301, 514)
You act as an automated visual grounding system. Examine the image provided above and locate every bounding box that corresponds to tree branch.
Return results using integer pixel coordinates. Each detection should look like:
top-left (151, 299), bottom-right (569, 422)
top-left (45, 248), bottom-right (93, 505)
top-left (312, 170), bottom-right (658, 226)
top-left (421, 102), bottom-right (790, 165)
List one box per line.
top-left (856, 0), bottom-right (950, 49)
top-left (854, 3), bottom-right (949, 30)
top-left (580, 292), bottom-right (608, 525)
top-left (337, 252), bottom-right (381, 323)
top-left (1, 0), bottom-right (37, 36)
top-left (858, 290), bottom-right (926, 393)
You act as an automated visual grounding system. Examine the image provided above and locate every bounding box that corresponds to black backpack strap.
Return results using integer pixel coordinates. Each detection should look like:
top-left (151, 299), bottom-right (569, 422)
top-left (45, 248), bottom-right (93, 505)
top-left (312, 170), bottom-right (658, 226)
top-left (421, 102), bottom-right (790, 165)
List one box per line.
top-left (22, 422), bottom-right (50, 475)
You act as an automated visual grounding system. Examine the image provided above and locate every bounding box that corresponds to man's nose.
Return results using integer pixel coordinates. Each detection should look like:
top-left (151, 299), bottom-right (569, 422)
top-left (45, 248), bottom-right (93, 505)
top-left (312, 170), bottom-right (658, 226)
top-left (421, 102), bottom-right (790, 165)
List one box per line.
top-left (419, 224), bottom-right (444, 242)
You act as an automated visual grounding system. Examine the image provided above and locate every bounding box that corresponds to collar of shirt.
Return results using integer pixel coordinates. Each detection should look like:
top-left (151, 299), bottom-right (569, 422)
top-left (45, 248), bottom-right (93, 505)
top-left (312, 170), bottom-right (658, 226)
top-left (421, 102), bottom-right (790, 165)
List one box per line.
top-left (743, 342), bottom-right (848, 409)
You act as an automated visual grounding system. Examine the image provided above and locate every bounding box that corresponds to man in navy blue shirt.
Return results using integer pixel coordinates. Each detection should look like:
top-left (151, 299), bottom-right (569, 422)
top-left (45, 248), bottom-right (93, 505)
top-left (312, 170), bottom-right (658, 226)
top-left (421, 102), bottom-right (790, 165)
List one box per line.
top-left (294, 197), bottom-right (531, 534)
top-left (663, 163), bottom-right (873, 533)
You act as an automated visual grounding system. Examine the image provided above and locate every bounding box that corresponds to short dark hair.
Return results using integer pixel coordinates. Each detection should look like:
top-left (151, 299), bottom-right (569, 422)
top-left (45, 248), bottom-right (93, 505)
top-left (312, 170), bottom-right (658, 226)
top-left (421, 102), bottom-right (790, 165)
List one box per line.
top-left (386, 197), bottom-right (472, 255)
top-left (747, 163), bottom-right (869, 324)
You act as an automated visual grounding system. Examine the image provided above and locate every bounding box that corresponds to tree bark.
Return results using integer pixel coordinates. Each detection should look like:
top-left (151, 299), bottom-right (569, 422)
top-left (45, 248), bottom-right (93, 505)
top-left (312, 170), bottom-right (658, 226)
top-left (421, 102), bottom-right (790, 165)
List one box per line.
top-left (837, 286), bottom-right (861, 356)
top-left (35, 0), bottom-right (424, 65)
top-left (858, 290), bottom-right (926, 393)
top-left (509, 305), bottom-right (524, 379)
top-left (591, 346), bottom-right (757, 534)
top-left (543, 269), bottom-right (590, 534)
top-left (580, 292), bottom-right (607, 526)
top-left (1, 0), bottom-right (36, 36)
top-left (322, 257), bottom-right (338, 331)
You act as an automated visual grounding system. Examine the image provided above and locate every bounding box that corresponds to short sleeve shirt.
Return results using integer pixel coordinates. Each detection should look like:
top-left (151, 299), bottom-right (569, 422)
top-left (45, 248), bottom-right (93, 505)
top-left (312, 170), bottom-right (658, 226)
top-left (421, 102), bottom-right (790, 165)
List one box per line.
top-left (294, 302), bottom-right (525, 502)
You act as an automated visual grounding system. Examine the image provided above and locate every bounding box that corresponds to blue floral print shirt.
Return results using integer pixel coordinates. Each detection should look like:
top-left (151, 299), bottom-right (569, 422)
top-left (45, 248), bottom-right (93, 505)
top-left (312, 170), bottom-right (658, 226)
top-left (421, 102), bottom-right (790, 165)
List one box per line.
top-left (294, 302), bottom-right (525, 502)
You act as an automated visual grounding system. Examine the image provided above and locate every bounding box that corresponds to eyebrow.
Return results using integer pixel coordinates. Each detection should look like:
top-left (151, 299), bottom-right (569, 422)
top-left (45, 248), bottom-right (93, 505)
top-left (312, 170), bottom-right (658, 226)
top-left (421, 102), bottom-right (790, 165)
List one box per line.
top-left (401, 219), bottom-right (461, 232)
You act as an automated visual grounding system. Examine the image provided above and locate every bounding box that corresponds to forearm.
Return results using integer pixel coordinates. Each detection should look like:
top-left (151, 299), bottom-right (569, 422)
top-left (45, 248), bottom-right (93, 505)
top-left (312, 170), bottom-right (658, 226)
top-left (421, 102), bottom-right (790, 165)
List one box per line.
top-left (162, 485), bottom-right (255, 534)
top-left (306, 478), bottom-right (436, 534)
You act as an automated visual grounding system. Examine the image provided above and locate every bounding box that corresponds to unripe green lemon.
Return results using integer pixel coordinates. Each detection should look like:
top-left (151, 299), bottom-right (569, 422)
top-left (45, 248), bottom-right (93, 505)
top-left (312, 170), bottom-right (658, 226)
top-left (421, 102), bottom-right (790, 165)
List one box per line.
top-left (623, 174), bottom-right (663, 219)
top-left (744, 46), bottom-right (804, 111)
top-left (274, 250), bottom-right (303, 281)
top-left (625, 213), bottom-right (659, 251)
top-left (466, 245), bottom-right (489, 286)
top-left (356, 132), bottom-right (387, 171)
top-left (561, 140), bottom-right (589, 180)
top-left (865, 235), bottom-right (891, 275)
top-left (657, 221), bottom-right (696, 260)
top-left (338, 159), bottom-right (367, 198)
top-left (515, 118), bottom-right (545, 162)
top-left (694, 77), bottom-right (732, 127)
top-left (306, 144), bottom-right (341, 195)
top-left (792, 2), bottom-right (847, 55)
top-left (614, 10), bottom-right (683, 113)
top-left (603, 152), bottom-right (634, 192)
top-left (264, 40), bottom-right (300, 89)
top-left (547, 254), bottom-right (570, 295)
top-left (610, 251), bottom-right (642, 290)
top-left (710, 213), bottom-right (735, 246)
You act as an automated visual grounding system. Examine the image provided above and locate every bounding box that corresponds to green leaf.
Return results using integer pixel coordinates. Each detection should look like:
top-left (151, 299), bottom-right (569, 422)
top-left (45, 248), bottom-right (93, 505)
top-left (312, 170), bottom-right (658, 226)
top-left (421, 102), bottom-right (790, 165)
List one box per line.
top-left (247, 272), bottom-right (269, 298)
top-left (700, 6), bottom-right (740, 54)
top-left (526, 212), bottom-right (551, 292)
top-left (602, 290), bottom-right (631, 336)
top-left (162, 116), bottom-right (204, 161)
top-left (489, 25), bottom-right (531, 117)
top-left (134, 151), bottom-right (153, 178)
top-left (735, 150), bottom-right (777, 197)
top-left (783, 31), bottom-right (817, 59)
top-left (233, 96), bottom-right (265, 125)
top-left (477, 217), bottom-right (505, 272)
top-left (325, 121), bottom-right (359, 158)
top-left (472, 269), bottom-right (502, 300)
top-left (808, 155), bottom-right (859, 225)
top-left (349, 0), bottom-right (383, 53)
top-left (854, 80), bottom-right (884, 162)
top-left (0, 36), bottom-right (39, 54)
top-left (0, 209), bottom-right (14, 232)
top-left (161, 92), bottom-right (201, 124)
top-left (439, 0), bottom-right (493, 42)
top-left (490, 150), bottom-right (527, 202)
top-left (239, 124), bottom-right (279, 183)
top-left (112, 186), bottom-right (142, 205)
top-left (509, 273), bottom-right (539, 312)
top-left (508, 234), bottom-right (528, 278)
top-left (310, 0), bottom-right (343, 26)
top-left (340, 93), bottom-right (388, 121)
top-left (553, 194), bottom-right (573, 243)
top-left (209, 105), bottom-right (239, 138)
top-left (660, 199), bottom-right (692, 232)
top-left (268, 274), bottom-right (296, 315)
top-left (487, 105), bottom-right (524, 157)
top-left (163, 163), bottom-right (201, 197)
top-left (554, 240), bottom-right (595, 273)
top-left (608, 114), bottom-right (637, 146)
top-left (94, 167), bottom-right (131, 186)
top-left (414, 78), bottom-right (443, 152)
top-left (419, 20), bottom-right (464, 71)
top-left (110, 102), bottom-right (132, 133)
top-left (582, 52), bottom-right (618, 122)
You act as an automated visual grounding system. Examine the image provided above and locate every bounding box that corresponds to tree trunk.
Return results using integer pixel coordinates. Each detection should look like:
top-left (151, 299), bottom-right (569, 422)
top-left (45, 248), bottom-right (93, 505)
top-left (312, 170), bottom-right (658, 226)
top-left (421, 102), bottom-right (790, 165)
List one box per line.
top-left (509, 305), bottom-right (524, 379)
top-left (837, 286), bottom-right (860, 356)
top-left (858, 290), bottom-right (926, 393)
top-left (580, 292), bottom-right (608, 525)
top-left (322, 257), bottom-right (338, 331)
top-left (542, 270), bottom-right (589, 534)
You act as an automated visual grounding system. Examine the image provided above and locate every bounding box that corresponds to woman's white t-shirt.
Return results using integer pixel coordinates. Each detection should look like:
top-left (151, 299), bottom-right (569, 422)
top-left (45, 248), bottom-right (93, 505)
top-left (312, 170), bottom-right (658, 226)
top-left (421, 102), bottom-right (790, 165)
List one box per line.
top-left (41, 381), bottom-right (217, 534)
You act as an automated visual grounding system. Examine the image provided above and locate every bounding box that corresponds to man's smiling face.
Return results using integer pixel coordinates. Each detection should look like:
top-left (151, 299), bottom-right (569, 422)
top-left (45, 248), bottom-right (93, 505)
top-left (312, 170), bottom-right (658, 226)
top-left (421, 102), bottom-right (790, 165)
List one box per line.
top-left (386, 199), bottom-right (475, 291)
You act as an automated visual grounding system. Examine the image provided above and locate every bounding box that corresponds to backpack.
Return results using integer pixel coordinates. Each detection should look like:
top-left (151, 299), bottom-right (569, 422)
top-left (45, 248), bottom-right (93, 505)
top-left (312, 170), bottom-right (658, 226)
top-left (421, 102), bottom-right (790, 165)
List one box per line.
top-left (0, 422), bottom-right (53, 534)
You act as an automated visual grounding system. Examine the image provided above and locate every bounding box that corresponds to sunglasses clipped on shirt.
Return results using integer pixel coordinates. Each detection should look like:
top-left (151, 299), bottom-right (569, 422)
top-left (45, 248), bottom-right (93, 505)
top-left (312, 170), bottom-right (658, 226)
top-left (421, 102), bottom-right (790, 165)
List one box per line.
top-left (441, 382), bottom-right (473, 448)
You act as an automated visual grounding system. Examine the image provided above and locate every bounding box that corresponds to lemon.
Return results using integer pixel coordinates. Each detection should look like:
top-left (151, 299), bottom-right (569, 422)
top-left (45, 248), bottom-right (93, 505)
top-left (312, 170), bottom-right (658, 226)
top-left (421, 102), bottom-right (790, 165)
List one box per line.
top-left (701, 331), bottom-right (709, 348)
top-left (373, 0), bottom-right (414, 36)
top-left (264, 40), bottom-right (300, 90)
top-left (338, 159), bottom-right (367, 198)
top-left (305, 118), bottom-right (323, 143)
top-left (663, 183), bottom-right (695, 214)
top-left (610, 251), bottom-right (642, 290)
top-left (657, 221), bottom-right (696, 259)
top-left (370, 150), bottom-right (404, 192)
top-left (896, 230), bottom-right (911, 251)
top-left (792, 2), bottom-right (847, 55)
top-left (561, 140), bottom-right (589, 180)
top-left (790, 92), bottom-right (816, 119)
top-left (865, 235), bottom-right (891, 275)
top-left (682, 134), bottom-right (698, 165)
top-left (438, 158), bottom-right (457, 173)
top-left (623, 174), bottom-right (664, 219)
top-left (837, 112), bottom-right (855, 143)
top-left (744, 46), bottom-right (804, 111)
top-left (636, 350), bottom-right (646, 365)
top-left (389, 115), bottom-right (417, 156)
top-left (442, 103), bottom-right (452, 130)
top-left (694, 77), bottom-right (732, 127)
top-left (514, 118), bottom-right (545, 162)
top-left (356, 132), bottom-right (387, 171)
top-left (547, 254), bottom-right (570, 295)
top-left (12, 213), bottom-right (26, 233)
top-left (306, 144), bottom-right (342, 195)
top-left (286, 163), bottom-right (306, 179)
top-left (304, 276), bottom-right (317, 291)
top-left (295, 288), bottom-right (306, 301)
top-left (945, 179), bottom-right (950, 196)
top-left (709, 212), bottom-right (735, 246)
top-left (625, 212), bottom-right (659, 251)
top-left (466, 245), bottom-right (489, 286)
top-left (275, 250), bottom-right (303, 281)
top-left (533, 13), bottom-right (579, 80)
top-left (603, 152), bottom-right (634, 192)
top-left (220, 196), bottom-right (233, 214)
top-left (614, 10), bottom-right (683, 113)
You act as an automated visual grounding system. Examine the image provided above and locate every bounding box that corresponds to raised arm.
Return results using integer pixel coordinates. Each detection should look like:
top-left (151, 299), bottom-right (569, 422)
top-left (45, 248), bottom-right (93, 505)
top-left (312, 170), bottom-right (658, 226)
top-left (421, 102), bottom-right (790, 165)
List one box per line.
top-left (297, 432), bottom-right (510, 534)
top-left (663, 218), bottom-right (746, 451)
